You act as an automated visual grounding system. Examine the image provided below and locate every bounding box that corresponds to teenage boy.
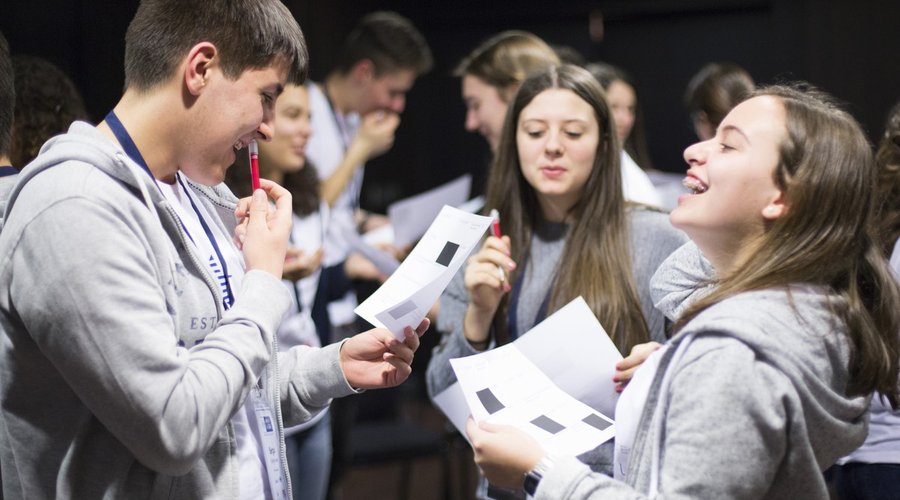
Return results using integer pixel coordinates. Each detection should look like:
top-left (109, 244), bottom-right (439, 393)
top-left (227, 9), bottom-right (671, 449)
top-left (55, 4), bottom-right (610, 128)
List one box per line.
top-left (0, 2), bottom-right (426, 498)
top-left (306, 11), bottom-right (432, 338)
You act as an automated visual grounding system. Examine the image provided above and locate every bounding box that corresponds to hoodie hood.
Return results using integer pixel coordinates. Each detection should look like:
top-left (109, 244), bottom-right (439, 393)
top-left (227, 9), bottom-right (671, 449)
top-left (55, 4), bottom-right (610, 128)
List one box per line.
top-left (676, 286), bottom-right (868, 468)
top-left (4, 121), bottom-right (238, 227)
top-left (5, 121), bottom-right (159, 222)
top-left (651, 242), bottom-right (867, 469)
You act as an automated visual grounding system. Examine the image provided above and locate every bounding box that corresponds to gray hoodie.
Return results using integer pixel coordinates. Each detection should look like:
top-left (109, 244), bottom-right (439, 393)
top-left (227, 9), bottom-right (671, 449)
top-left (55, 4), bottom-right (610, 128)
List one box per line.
top-left (534, 242), bottom-right (869, 499)
top-left (0, 122), bottom-right (355, 499)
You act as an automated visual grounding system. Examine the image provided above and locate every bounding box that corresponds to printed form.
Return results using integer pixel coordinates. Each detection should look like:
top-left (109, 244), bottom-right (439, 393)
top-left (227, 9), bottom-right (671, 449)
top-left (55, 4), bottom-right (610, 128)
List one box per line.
top-left (355, 205), bottom-right (492, 339)
top-left (451, 344), bottom-right (615, 457)
top-left (436, 297), bottom-right (623, 455)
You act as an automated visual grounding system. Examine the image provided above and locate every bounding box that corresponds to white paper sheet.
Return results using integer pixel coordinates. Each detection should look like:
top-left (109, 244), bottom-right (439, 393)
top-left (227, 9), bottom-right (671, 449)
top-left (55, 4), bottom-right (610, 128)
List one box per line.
top-left (388, 175), bottom-right (472, 248)
top-left (433, 297), bottom-right (624, 442)
top-left (355, 205), bottom-right (492, 339)
top-left (456, 195), bottom-right (485, 214)
top-left (451, 345), bottom-right (615, 457)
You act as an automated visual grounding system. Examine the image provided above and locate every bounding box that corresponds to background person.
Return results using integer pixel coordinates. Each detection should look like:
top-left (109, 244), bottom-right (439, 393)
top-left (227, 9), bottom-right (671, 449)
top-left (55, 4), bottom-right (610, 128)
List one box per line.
top-left (427, 65), bottom-right (687, 497)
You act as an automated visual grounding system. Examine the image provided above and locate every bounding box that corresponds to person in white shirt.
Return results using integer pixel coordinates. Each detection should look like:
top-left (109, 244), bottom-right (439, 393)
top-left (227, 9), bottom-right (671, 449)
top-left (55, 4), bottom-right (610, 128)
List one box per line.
top-left (306, 11), bottom-right (433, 342)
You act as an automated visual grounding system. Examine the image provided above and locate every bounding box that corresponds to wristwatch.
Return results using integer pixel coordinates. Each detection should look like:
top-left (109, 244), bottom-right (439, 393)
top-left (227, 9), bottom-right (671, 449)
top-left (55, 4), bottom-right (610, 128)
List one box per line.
top-left (523, 455), bottom-right (555, 496)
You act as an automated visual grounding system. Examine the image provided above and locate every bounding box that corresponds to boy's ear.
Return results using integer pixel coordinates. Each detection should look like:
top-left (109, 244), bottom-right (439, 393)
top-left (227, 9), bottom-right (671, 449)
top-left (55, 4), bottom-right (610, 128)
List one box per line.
top-left (350, 59), bottom-right (375, 84)
top-left (184, 42), bottom-right (218, 96)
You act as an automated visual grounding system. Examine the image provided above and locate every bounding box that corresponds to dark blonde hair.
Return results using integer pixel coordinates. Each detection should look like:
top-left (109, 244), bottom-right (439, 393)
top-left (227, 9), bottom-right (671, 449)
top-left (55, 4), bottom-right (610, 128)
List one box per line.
top-left (124, 0), bottom-right (308, 91)
top-left (485, 64), bottom-right (650, 353)
top-left (675, 84), bottom-right (900, 407)
top-left (456, 31), bottom-right (560, 103)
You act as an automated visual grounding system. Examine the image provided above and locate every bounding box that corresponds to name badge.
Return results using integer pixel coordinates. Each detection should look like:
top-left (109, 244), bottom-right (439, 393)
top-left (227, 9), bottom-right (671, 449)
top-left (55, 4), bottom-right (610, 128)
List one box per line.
top-left (249, 384), bottom-right (289, 500)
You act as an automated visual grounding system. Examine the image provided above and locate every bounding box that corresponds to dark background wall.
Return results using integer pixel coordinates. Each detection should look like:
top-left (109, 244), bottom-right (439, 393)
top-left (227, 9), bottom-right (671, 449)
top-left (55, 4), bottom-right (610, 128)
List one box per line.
top-left (3, 0), bottom-right (898, 212)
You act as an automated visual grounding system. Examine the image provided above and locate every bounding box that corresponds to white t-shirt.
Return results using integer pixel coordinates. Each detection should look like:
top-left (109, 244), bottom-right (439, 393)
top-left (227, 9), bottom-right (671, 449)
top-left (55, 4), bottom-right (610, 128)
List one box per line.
top-left (157, 176), bottom-right (270, 499)
top-left (613, 344), bottom-right (669, 481)
top-left (305, 82), bottom-right (362, 326)
top-left (280, 203), bottom-right (331, 436)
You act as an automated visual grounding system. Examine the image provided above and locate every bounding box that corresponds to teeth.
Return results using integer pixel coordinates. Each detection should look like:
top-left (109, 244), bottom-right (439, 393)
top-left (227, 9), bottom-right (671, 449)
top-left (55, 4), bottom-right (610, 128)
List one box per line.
top-left (682, 177), bottom-right (708, 194)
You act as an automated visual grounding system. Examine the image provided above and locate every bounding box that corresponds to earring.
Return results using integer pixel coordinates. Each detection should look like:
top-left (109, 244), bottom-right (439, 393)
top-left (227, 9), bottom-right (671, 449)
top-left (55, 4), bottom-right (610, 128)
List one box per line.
top-left (764, 206), bottom-right (777, 216)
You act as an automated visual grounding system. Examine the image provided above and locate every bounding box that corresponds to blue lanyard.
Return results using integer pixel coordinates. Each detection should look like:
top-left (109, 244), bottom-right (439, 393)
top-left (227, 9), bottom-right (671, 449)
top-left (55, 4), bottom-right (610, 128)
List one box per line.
top-left (105, 110), bottom-right (235, 310)
top-left (320, 84), bottom-right (361, 210)
top-left (0, 166), bottom-right (17, 177)
top-left (506, 254), bottom-right (551, 341)
top-left (175, 175), bottom-right (236, 310)
top-left (104, 111), bottom-right (155, 181)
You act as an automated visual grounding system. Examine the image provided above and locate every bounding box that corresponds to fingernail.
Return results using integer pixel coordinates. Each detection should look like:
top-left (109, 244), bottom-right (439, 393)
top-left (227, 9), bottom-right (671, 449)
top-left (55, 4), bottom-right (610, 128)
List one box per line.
top-left (253, 189), bottom-right (266, 202)
top-left (612, 376), bottom-right (620, 383)
top-left (503, 283), bottom-right (512, 292)
top-left (507, 261), bottom-right (516, 270)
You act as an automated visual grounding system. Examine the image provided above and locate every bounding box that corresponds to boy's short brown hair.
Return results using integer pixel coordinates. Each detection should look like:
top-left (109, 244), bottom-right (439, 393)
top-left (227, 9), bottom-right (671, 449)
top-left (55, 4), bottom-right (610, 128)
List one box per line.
top-left (124, 0), bottom-right (308, 92)
top-left (334, 11), bottom-right (432, 77)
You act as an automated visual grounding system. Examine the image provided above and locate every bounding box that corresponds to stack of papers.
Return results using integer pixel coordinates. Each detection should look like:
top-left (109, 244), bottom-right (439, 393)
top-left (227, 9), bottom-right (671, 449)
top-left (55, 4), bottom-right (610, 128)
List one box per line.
top-left (436, 297), bottom-right (623, 457)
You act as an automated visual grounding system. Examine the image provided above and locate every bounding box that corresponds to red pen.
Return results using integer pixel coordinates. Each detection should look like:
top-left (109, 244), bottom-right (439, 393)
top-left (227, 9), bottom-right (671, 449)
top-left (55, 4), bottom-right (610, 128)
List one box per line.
top-left (249, 140), bottom-right (260, 191)
top-left (489, 209), bottom-right (506, 284)
top-left (489, 208), bottom-right (502, 239)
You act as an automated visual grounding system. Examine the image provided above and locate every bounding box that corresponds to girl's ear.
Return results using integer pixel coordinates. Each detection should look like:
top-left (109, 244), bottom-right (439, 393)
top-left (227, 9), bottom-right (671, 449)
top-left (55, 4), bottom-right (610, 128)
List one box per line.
top-left (762, 191), bottom-right (787, 220)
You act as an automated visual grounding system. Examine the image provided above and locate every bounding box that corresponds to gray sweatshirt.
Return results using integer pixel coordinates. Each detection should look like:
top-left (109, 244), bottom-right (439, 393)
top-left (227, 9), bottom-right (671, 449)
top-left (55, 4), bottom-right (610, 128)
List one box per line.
top-left (0, 122), bottom-right (355, 499)
top-left (535, 242), bottom-right (869, 499)
top-left (426, 207), bottom-right (688, 397)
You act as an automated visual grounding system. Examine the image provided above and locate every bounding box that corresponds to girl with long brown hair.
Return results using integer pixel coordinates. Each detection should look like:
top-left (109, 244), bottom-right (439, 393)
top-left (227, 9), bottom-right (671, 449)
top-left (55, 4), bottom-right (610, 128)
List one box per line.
top-left (466, 84), bottom-right (900, 499)
top-left (427, 64), bottom-right (685, 402)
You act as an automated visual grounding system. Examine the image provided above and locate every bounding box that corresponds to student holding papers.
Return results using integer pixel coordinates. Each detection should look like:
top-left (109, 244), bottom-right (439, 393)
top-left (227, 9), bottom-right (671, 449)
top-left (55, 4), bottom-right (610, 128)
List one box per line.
top-left (427, 65), bottom-right (686, 497)
top-left (466, 85), bottom-right (900, 499)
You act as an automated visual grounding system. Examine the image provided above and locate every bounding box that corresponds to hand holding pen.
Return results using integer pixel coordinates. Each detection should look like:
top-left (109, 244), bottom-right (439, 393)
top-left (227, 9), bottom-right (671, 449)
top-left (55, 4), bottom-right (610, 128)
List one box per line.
top-left (462, 209), bottom-right (517, 347)
top-left (489, 209), bottom-right (507, 285)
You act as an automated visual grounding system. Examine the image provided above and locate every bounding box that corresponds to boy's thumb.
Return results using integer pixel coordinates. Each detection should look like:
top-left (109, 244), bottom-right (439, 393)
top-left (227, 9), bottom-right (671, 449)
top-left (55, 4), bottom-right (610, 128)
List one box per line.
top-left (248, 189), bottom-right (268, 225)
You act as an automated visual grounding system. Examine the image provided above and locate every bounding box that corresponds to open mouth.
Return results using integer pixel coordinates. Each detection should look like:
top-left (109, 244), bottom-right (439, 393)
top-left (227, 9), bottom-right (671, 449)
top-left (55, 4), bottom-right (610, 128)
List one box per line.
top-left (682, 176), bottom-right (708, 194)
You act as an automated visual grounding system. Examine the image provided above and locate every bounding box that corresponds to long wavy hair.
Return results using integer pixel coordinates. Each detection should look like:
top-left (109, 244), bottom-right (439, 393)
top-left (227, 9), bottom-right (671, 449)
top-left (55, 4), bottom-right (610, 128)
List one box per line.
top-left (874, 101), bottom-right (900, 256)
top-left (674, 84), bottom-right (900, 407)
top-left (484, 64), bottom-right (650, 354)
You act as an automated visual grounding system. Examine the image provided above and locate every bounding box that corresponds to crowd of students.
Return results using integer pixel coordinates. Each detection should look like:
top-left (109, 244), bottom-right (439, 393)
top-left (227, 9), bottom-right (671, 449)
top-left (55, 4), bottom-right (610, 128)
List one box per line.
top-left (0, 2), bottom-right (897, 499)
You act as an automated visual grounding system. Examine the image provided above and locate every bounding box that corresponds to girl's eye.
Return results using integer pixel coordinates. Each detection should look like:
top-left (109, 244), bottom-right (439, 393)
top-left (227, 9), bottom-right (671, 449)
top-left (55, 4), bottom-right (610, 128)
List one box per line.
top-left (565, 131), bottom-right (583, 139)
top-left (719, 143), bottom-right (734, 151)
